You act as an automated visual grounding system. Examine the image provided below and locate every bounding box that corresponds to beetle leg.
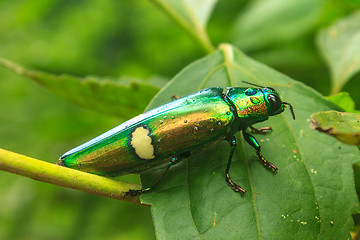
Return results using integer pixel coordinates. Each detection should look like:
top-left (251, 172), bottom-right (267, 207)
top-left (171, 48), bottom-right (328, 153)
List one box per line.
top-left (250, 125), bottom-right (272, 134)
top-left (242, 132), bottom-right (278, 172)
top-left (225, 136), bottom-right (246, 195)
top-left (123, 156), bottom-right (181, 197)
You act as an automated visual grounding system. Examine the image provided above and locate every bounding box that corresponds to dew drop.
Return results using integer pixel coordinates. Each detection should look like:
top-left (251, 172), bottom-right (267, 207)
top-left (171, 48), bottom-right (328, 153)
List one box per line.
top-left (245, 88), bottom-right (257, 96)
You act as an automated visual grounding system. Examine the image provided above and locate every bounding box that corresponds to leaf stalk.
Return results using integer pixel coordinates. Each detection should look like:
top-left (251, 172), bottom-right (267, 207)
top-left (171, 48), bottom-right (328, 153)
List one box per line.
top-left (0, 148), bottom-right (148, 206)
top-left (150, 0), bottom-right (215, 53)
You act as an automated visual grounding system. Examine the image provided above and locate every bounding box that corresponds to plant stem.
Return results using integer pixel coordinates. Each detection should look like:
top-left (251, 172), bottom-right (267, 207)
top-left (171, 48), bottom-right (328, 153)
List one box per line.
top-left (353, 223), bottom-right (360, 240)
top-left (330, 79), bottom-right (344, 95)
top-left (150, 0), bottom-right (215, 54)
top-left (0, 148), bottom-right (147, 206)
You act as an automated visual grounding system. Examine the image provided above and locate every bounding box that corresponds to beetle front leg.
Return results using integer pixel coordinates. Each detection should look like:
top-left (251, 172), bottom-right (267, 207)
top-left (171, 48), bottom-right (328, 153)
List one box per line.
top-left (242, 131), bottom-right (278, 172)
top-left (225, 136), bottom-right (246, 195)
top-left (123, 156), bottom-right (182, 197)
top-left (250, 125), bottom-right (272, 134)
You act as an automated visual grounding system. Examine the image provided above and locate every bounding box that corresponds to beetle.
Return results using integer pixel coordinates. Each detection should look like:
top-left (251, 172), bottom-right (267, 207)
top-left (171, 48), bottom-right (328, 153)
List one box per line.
top-left (58, 82), bottom-right (295, 196)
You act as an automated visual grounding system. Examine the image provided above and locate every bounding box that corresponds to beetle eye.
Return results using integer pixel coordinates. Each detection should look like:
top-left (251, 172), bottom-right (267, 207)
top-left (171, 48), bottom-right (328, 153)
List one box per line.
top-left (267, 94), bottom-right (282, 113)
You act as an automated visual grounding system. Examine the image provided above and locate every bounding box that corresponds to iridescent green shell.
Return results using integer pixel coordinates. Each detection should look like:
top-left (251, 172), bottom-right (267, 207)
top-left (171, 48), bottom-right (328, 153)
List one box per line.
top-left (60, 88), bottom-right (234, 176)
top-left (60, 86), bottom-right (285, 176)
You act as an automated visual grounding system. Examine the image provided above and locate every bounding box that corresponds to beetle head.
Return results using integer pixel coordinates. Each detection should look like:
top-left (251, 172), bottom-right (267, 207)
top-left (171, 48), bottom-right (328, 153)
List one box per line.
top-left (262, 87), bottom-right (295, 120)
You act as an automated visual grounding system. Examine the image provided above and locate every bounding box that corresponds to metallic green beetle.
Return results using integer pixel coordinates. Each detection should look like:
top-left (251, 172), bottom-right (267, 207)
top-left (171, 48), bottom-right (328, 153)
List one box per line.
top-left (58, 83), bottom-right (295, 196)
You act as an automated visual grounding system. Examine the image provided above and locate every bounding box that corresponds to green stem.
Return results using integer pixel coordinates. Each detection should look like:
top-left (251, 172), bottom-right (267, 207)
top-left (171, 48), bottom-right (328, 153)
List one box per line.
top-left (150, 0), bottom-right (215, 53)
top-left (330, 80), bottom-right (345, 95)
top-left (353, 223), bottom-right (360, 240)
top-left (0, 148), bottom-right (147, 206)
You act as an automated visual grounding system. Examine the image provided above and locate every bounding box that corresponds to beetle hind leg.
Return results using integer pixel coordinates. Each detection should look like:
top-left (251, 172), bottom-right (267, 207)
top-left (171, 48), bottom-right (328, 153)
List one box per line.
top-left (123, 155), bottom-right (185, 197)
top-left (225, 136), bottom-right (246, 195)
top-left (226, 174), bottom-right (246, 195)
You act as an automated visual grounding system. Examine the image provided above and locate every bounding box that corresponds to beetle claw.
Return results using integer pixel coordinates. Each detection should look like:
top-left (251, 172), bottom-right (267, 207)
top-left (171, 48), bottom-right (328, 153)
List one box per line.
top-left (123, 189), bottom-right (143, 197)
top-left (226, 174), bottom-right (246, 195)
top-left (256, 150), bottom-right (278, 172)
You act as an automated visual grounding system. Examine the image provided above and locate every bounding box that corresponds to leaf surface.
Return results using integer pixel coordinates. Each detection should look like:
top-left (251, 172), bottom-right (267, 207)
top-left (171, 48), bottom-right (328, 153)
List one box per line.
top-left (232, 0), bottom-right (322, 50)
top-left (326, 92), bottom-right (359, 113)
top-left (0, 59), bottom-right (163, 118)
top-left (311, 110), bottom-right (360, 145)
top-left (140, 44), bottom-right (359, 239)
top-left (155, 0), bottom-right (216, 27)
top-left (151, 0), bottom-right (216, 52)
top-left (317, 11), bottom-right (360, 94)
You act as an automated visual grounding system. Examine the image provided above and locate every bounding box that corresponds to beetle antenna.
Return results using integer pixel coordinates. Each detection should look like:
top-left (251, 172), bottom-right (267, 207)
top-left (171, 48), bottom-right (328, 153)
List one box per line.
top-left (283, 102), bottom-right (295, 120)
top-left (242, 81), bottom-right (265, 88)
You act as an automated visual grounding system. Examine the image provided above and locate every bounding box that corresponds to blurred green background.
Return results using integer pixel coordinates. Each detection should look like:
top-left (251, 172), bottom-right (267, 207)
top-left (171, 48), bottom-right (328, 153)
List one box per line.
top-left (1, 0), bottom-right (359, 239)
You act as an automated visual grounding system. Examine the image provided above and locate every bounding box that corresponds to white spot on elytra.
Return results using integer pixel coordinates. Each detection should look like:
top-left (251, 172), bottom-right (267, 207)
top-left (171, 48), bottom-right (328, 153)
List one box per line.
top-left (131, 127), bottom-right (155, 160)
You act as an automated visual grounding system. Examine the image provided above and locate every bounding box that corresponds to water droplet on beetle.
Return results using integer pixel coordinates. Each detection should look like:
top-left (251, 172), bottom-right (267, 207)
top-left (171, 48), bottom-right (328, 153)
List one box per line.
top-left (245, 88), bottom-right (257, 96)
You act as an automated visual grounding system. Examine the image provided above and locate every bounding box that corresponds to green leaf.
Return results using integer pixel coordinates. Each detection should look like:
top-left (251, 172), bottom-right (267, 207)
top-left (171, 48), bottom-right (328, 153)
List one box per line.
top-left (317, 11), bottom-right (360, 94)
top-left (232, 0), bottom-right (323, 50)
top-left (0, 58), bottom-right (164, 118)
top-left (326, 92), bottom-right (359, 113)
top-left (310, 111), bottom-right (360, 145)
top-left (140, 44), bottom-right (359, 239)
top-left (151, 0), bottom-right (216, 53)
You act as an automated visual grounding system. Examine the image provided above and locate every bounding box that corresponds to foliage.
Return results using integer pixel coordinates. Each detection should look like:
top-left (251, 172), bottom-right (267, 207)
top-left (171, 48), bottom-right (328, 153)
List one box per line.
top-left (317, 11), bottom-right (360, 95)
top-left (311, 111), bottom-right (360, 145)
top-left (0, 58), bottom-right (164, 119)
top-left (141, 44), bottom-right (359, 239)
top-left (326, 92), bottom-right (359, 113)
top-left (1, 1), bottom-right (360, 240)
